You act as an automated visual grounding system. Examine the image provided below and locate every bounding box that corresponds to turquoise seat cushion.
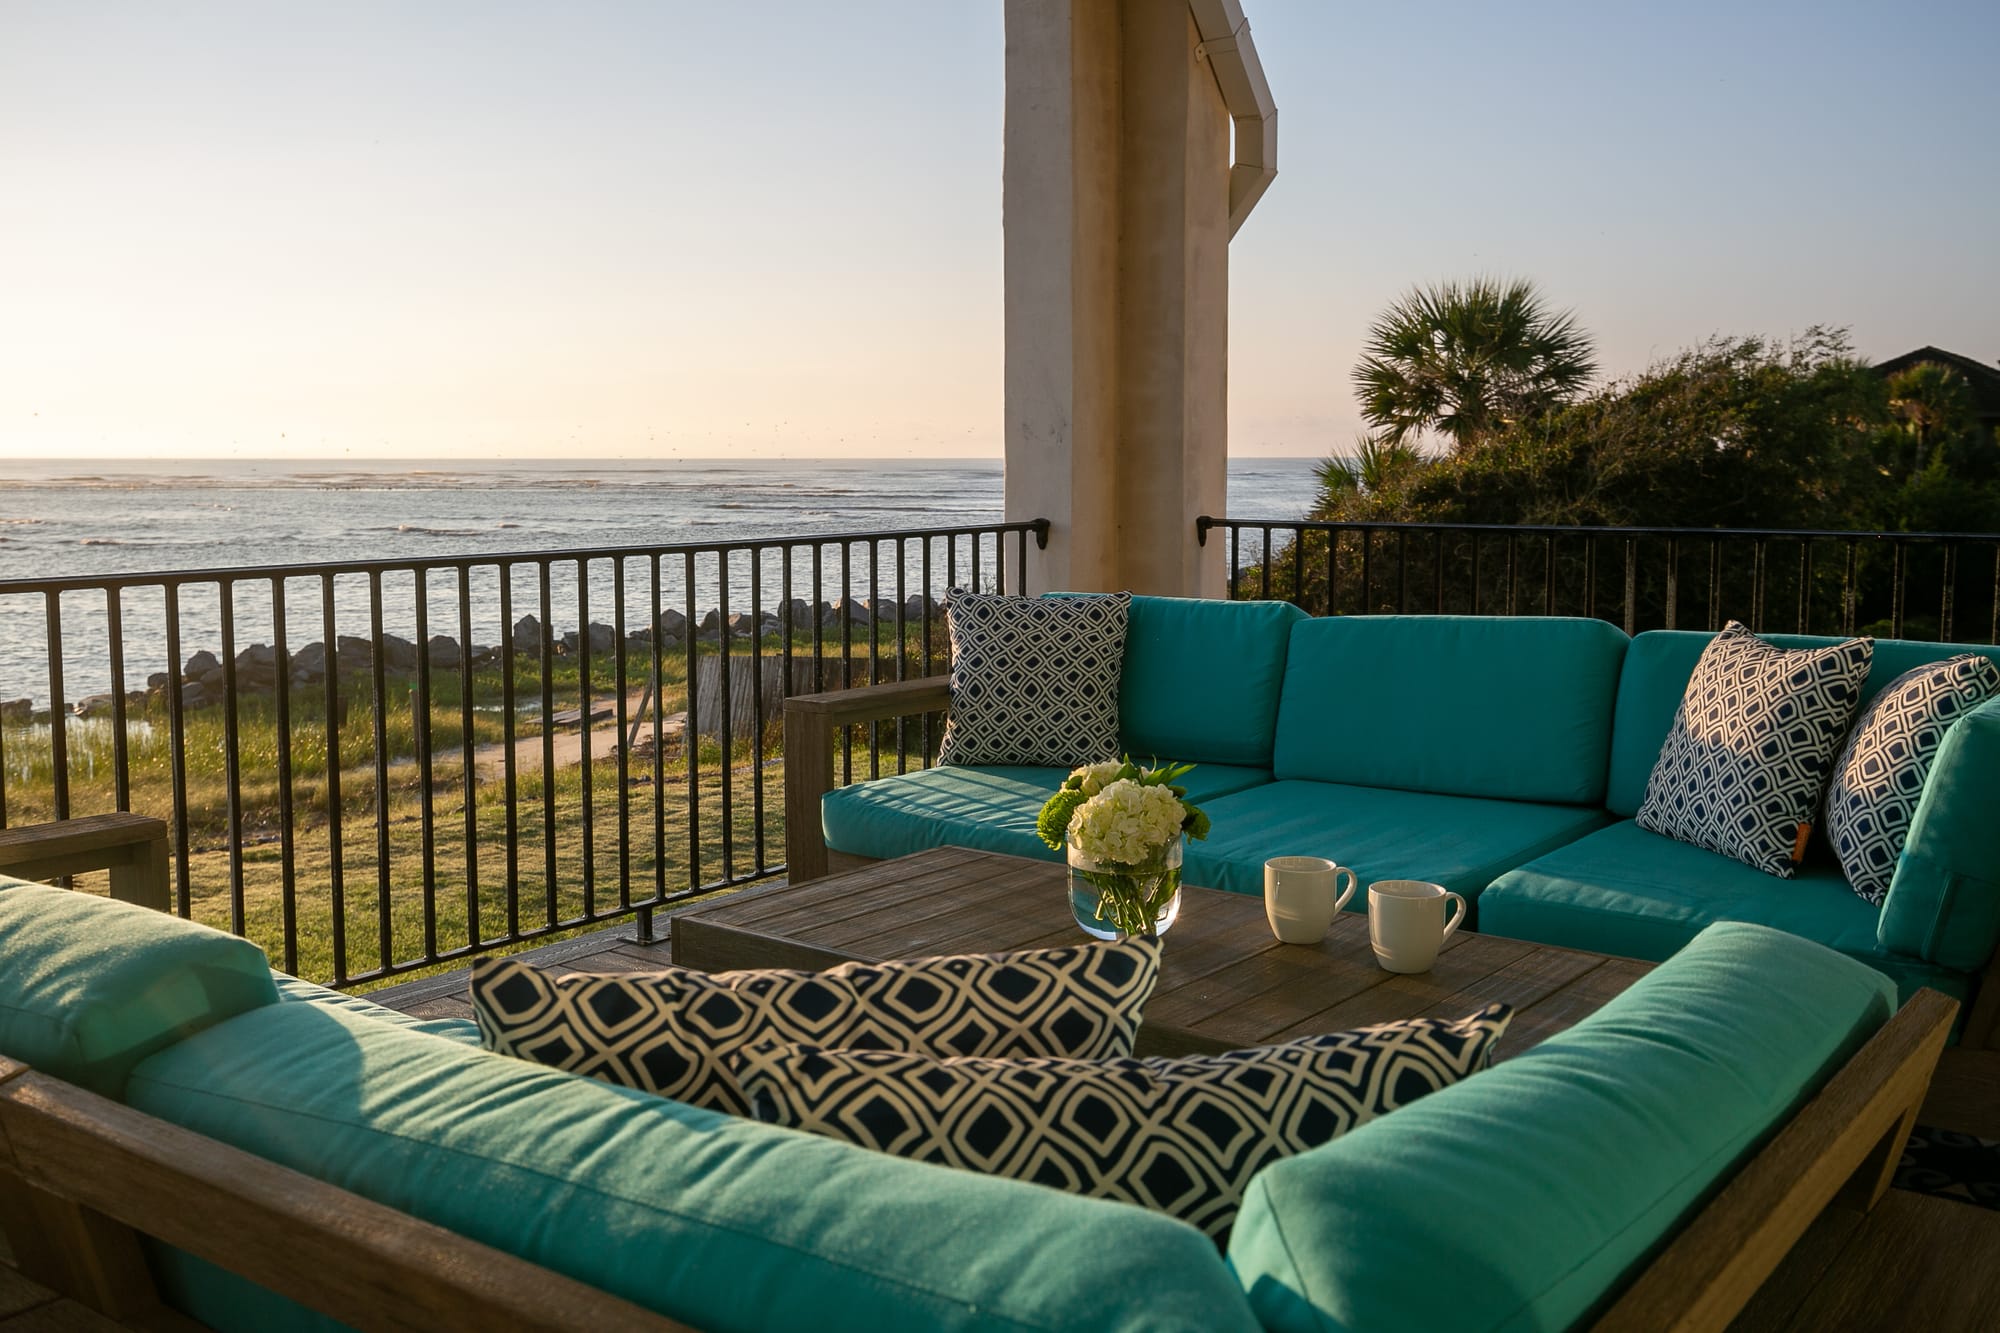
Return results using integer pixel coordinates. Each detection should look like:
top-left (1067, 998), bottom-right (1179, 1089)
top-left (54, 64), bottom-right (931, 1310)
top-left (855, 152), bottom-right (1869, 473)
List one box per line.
top-left (274, 973), bottom-right (479, 1045)
top-left (1185, 781), bottom-right (1608, 901)
top-left (1480, 820), bottom-right (1968, 1004)
top-left (1118, 595), bottom-right (1306, 767)
top-left (822, 763), bottom-right (1271, 863)
top-left (0, 880), bottom-right (278, 1097)
top-left (126, 1003), bottom-right (1259, 1333)
top-left (1226, 922), bottom-right (1897, 1333)
top-left (1881, 695), bottom-right (2000, 972)
top-left (1607, 631), bottom-right (2000, 818)
top-left (1271, 616), bottom-right (1629, 804)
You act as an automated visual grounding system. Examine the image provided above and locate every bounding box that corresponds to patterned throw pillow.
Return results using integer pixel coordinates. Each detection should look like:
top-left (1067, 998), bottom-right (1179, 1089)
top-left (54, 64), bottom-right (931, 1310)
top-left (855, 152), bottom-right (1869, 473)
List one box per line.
top-left (1825, 655), bottom-right (2000, 905)
top-left (936, 589), bottom-right (1132, 767)
top-left (1636, 622), bottom-right (1873, 877)
top-left (470, 938), bottom-right (1161, 1115)
top-left (729, 1006), bottom-right (1511, 1243)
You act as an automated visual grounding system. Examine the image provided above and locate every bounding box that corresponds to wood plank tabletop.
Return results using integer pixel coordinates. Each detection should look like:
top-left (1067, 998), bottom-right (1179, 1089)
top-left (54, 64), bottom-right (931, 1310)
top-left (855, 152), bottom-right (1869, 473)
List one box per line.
top-left (673, 847), bottom-right (1653, 1059)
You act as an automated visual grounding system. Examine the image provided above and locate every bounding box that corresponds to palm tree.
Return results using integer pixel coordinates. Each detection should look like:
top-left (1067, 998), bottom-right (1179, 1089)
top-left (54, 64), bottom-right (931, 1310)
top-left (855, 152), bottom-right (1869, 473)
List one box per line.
top-left (1353, 278), bottom-right (1597, 452)
top-left (1885, 361), bottom-right (1974, 474)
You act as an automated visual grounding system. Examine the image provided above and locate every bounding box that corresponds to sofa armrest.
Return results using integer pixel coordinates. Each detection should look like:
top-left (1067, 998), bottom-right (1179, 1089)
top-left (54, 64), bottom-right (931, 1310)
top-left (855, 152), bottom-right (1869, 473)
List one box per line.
top-left (784, 678), bottom-right (951, 883)
top-left (1879, 696), bottom-right (2000, 984)
top-left (0, 813), bottom-right (170, 911)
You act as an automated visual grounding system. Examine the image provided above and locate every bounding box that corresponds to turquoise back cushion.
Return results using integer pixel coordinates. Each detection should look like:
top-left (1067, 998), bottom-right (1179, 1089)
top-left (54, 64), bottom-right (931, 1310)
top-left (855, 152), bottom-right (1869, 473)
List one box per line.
top-left (127, 1003), bottom-right (1259, 1333)
top-left (0, 879), bottom-right (277, 1097)
top-left (1271, 616), bottom-right (1629, 803)
top-left (1225, 922), bottom-right (1896, 1333)
top-left (1071, 594), bottom-right (1304, 767)
top-left (1608, 631), bottom-right (2000, 817)
top-left (1881, 694), bottom-right (2000, 971)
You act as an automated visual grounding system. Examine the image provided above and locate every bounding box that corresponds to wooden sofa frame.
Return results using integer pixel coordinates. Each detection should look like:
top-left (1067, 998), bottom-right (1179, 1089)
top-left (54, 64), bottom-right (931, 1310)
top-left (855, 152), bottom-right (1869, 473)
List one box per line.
top-left (783, 678), bottom-right (2000, 1047)
top-left (0, 987), bottom-right (1957, 1332)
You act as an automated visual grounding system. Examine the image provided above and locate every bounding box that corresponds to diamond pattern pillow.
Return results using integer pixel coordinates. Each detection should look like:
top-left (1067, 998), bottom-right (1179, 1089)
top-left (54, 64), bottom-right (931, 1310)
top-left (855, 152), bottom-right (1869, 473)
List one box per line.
top-left (1825, 654), bottom-right (2000, 904)
top-left (729, 1005), bottom-right (1511, 1243)
top-left (470, 938), bottom-right (1160, 1115)
top-left (1636, 622), bottom-right (1873, 877)
top-left (936, 589), bottom-right (1131, 767)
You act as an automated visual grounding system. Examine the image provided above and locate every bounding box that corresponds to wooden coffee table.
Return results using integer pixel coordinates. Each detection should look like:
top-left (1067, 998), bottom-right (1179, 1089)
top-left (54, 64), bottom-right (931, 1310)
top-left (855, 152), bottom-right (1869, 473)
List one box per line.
top-left (673, 846), bottom-right (1654, 1059)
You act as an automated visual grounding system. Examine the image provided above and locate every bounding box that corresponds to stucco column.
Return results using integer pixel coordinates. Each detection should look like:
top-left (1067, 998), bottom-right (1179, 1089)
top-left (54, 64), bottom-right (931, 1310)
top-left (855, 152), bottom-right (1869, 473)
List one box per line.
top-left (1003, 0), bottom-right (1247, 598)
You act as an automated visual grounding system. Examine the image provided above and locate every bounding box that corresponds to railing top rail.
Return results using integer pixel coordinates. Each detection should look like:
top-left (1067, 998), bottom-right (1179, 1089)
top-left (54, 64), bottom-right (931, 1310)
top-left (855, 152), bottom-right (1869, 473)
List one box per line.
top-left (1195, 516), bottom-right (2000, 544)
top-left (0, 518), bottom-right (1053, 596)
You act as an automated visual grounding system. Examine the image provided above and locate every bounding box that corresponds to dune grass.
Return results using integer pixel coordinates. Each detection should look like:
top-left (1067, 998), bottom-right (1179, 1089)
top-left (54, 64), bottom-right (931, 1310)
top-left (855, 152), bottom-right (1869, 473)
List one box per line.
top-left (7, 630), bottom-right (945, 990)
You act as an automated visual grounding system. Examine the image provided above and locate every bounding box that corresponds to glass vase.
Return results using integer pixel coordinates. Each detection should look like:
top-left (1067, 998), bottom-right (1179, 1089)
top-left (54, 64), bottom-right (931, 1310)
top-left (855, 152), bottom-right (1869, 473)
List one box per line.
top-left (1067, 837), bottom-right (1184, 941)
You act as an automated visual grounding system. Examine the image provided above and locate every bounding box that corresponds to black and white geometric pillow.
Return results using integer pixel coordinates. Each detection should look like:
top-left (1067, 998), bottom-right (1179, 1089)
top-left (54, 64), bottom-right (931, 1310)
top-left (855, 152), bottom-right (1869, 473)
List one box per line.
top-left (730, 1005), bottom-right (1511, 1244)
top-left (1825, 655), bottom-right (2000, 905)
top-left (1636, 622), bottom-right (1873, 878)
top-left (936, 589), bottom-right (1131, 767)
top-left (470, 937), bottom-right (1161, 1115)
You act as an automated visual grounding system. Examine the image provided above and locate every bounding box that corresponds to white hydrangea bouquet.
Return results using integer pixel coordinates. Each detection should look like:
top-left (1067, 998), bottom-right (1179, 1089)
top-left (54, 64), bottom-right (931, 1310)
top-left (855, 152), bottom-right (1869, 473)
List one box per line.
top-left (1037, 758), bottom-right (1211, 939)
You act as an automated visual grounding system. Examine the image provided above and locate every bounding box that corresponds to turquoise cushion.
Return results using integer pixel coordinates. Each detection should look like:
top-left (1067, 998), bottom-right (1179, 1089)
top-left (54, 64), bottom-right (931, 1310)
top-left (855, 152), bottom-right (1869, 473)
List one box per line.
top-left (1119, 595), bottom-right (1306, 767)
top-left (1881, 695), bottom-right (2000, 971)
top-left (127, 1004), bottom-right (1259, 1333)
top-left (1607, 631), bottom-right (2000, 817)
top-left (1226, 921), bottom-right (1897, 1333)
top-left (274, 973), bottom-right (479, 1045)
top-left (0, 879), bottom-right (278, 1097)
top-left (1186, 781), bottom-right (1608, 902)
top-left (822, 763), bottom-right (1271, 863)
top-left (1271, 616), bottom-right (1628, 803)
top-left (1480, 820), bottom-right (1967, 1004)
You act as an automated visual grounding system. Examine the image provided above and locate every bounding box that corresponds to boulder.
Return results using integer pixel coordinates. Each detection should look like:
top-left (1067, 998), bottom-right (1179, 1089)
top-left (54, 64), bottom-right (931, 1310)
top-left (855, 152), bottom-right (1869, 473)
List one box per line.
top-left (513, 614), bottom-right (543, 651)
top-left (379, 634), bottom-right (419, 672)
top-left (585, 622), bottom-right (617, 655)
top-left (427, 635), bottom-right (462, 668)
top-left (236, 643), bottom-right (280, 673)
top-left (825, 596), bottom-right (872, 629)
top-left (336, 636), bottom-right (374, 666)
top-left (146, 671), bottom-right (173, 691)
top-left (183, 650), bottom-right (220, 679)
top-left (291, 642), bottom-right (328, 678)
top-left (0, 700), bottom-right (29, 724)
top-left (73, 693), bottom-right (117, 719)
top-left (199, 667), bottom-right (226, 692)
top-left (655, 608), bottom-right (687, 641)
top-left (180, 682), bottom-right (207, 708)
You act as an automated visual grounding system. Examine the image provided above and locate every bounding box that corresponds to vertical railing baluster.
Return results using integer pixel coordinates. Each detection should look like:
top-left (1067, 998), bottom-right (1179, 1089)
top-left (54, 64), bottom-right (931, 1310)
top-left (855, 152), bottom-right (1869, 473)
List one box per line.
top-left (1843, 541), bottom-right (1859, 636)
top-left (219, 580), bottom-right (244, 937)
top-left (43, 591), bottom-right (68, 821)
top-left (1228, 526), bottom-right (1241, 600)
top-left (413, 568), bottom-right (436, 960)
top-left (105, 588), bottom-right (130, 811)
top-left (458, 565), bottom-right (479, 949)
top-left (1395, 530), bottom-right (1408, 613)
top-left (367, 572), bottom-right (393, 973)
top-left (538, 562), bottom-right (556, 928)
top-left (498, 566), bottom-right (519, 943)
top-left (1709, 539), bottom-right (1723, 630)
top-left (165, 584), bottom-right (191, 914)
top-left (1940, 542), bottom-right (1957, 642)
top-left (1584, 536), bottom-right (1598, 621)
top-left (647, 552), bottom-right (666, 924)
top-left (1891, 540), bottom-right (1907, 639)
top-left (813, 541), bottom-right (827, 694)
top-left (1293, 527), bottom-right (1306, 609)
top-left (892, 539), bottom-right (907, 777)
top-left (752, 545), bottom-right (768, 869)
top-left (1261, 526), bottom-right (1273, 600)
top-left (921, 537), bottom-right (936, 761)
top-left (1504, 536), bottom-right (1518, 616)
top-left (867, 540), bottom-right (881, 780)
top-left (717, 551), bottom-right (735, 882)
top-left (1361, 531), bottom-right (1374, 613)
top-left (577, 558), bottom-right (595, 919)
top-left (1543, 534), bottom-right (1556, 615)
top-left (271, 576), bottom-right (297, 974)
top-left (1470, 536), bottom-right (1482, 616)
top-left (1622, 539), bottom-right (1637, 636)
top-left (1323, 527), bottom-right (1337, 617)
top-left (320, 574), bottom-right (345, 979)
top-left (1663, 538), bottom-right (1679, 631)
top-left (1433, 532), bottom-right (1445, 613)
top-left (682, 552), bottom-right (700, 892)
top-left (614, 556), bottom-right (632, 911)
top-left (1797, 541), bottom-right (1813, 635)
top-left (839, 541), bottom-right (853, 788)
top-left (1750, 540), bottom-right (1768, 631)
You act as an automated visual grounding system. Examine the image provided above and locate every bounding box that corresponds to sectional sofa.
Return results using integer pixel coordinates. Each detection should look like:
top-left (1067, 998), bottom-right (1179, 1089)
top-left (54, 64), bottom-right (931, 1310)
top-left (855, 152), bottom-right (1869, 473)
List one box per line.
top-left (788, 598), bottom-right (2000, 1040)
top-left (0, 878), bottom-right (1960, 1331)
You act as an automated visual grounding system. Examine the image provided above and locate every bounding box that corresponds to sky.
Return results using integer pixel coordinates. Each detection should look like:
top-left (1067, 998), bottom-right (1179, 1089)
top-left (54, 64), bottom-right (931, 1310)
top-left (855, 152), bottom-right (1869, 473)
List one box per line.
top-left (1, 0), bottom-right (1995, 462)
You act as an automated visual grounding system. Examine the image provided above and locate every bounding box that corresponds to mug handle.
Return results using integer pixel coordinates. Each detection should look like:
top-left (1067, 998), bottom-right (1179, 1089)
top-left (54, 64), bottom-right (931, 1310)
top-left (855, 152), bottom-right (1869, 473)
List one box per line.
top-left (1332, 866), bottom-right (1359, 913)
top-left (1440, 892), bottom-right (1467, 943)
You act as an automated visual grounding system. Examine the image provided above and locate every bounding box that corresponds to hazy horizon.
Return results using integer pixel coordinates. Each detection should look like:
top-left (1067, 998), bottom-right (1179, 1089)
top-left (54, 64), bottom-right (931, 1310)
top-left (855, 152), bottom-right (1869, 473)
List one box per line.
top-left (3, 0), bottom-right (1995, 462)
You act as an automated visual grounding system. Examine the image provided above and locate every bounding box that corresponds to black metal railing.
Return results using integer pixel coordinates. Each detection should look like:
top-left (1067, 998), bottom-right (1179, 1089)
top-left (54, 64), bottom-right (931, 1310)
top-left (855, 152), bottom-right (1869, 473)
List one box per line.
top-left (0, 521), bottom-right (1048, 986)
top-left (1199, 519), bottom-right (2000, 644)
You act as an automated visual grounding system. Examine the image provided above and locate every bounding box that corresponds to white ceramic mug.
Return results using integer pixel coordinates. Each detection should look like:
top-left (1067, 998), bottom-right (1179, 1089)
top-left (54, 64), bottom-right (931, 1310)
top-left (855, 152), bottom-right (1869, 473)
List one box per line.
top-left (1368, 880), bottom-right (1467, 973)
top-left (1264, 856), bottom-right (1359, 944)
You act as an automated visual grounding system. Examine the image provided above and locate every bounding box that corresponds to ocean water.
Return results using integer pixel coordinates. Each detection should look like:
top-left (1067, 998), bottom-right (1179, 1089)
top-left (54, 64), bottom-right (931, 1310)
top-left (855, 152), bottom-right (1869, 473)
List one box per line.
top-left (0, 457), bottom-right (1322, 708)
